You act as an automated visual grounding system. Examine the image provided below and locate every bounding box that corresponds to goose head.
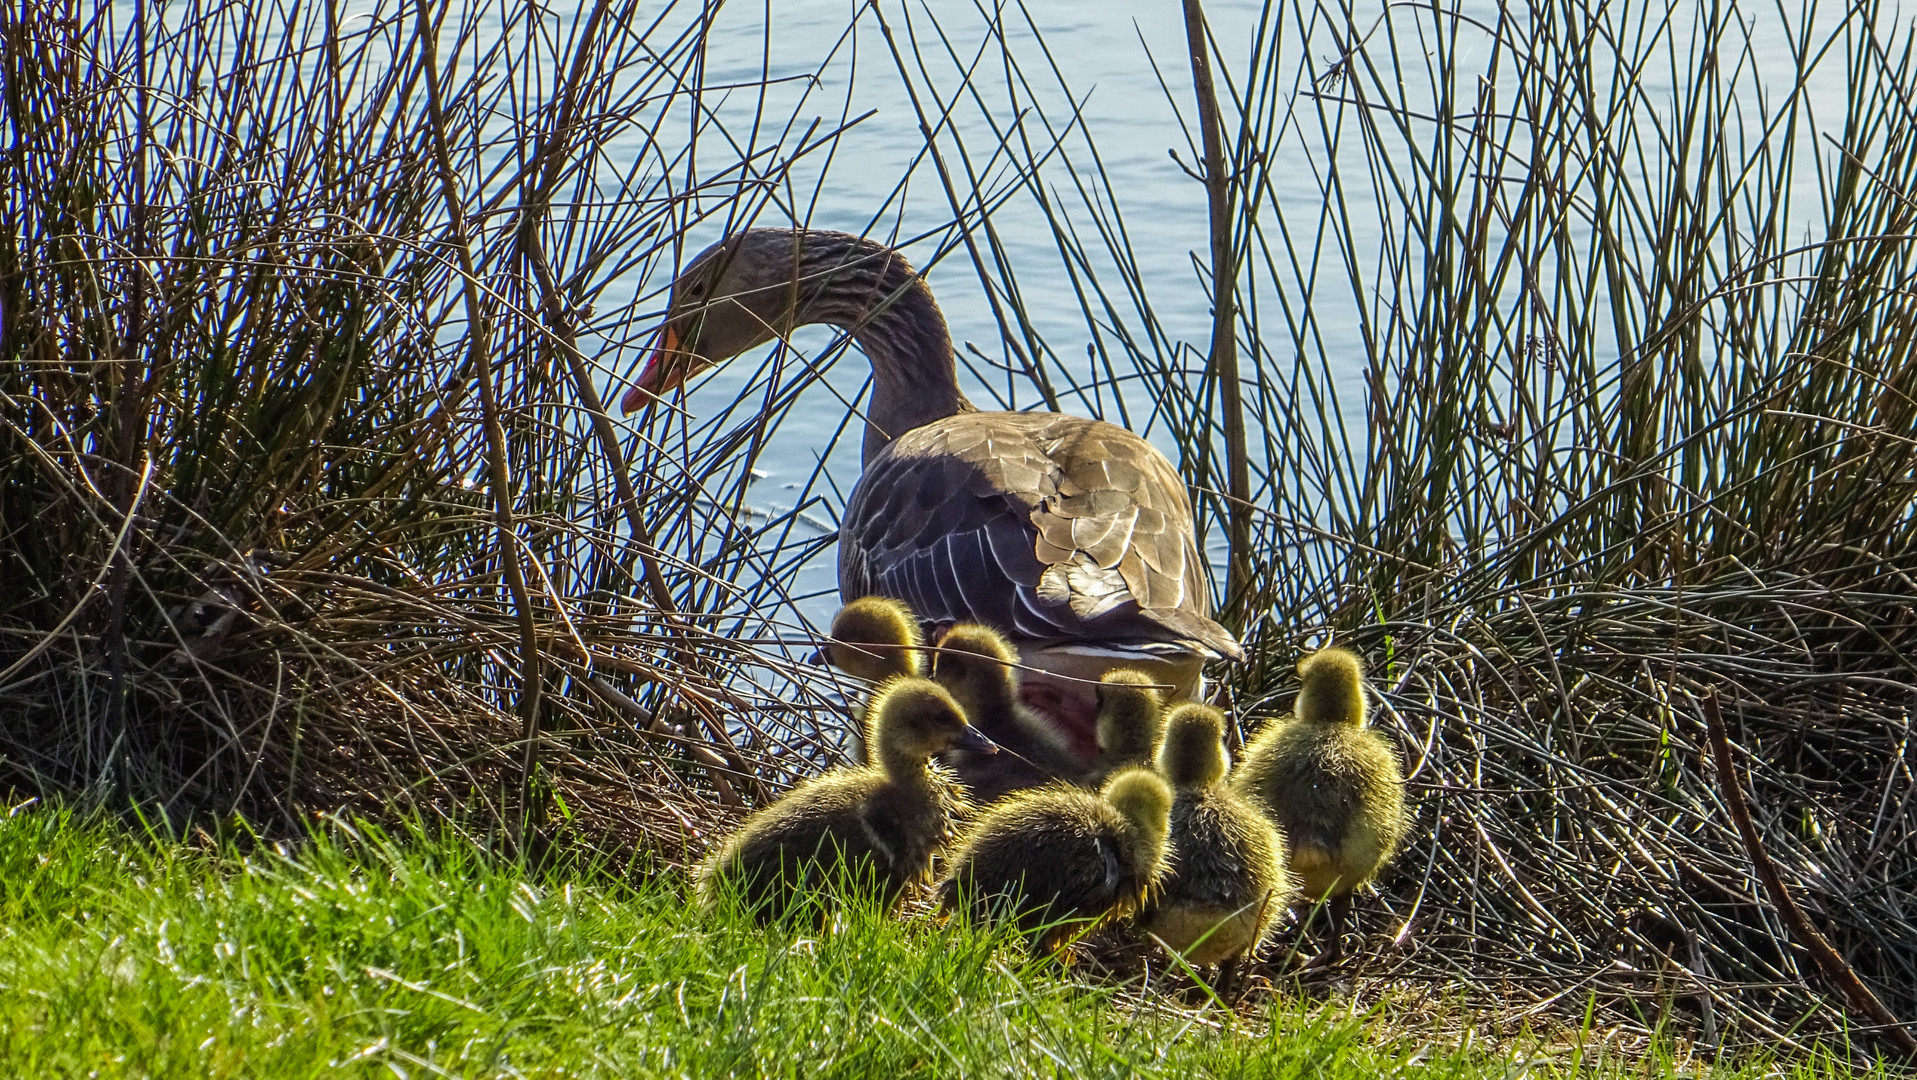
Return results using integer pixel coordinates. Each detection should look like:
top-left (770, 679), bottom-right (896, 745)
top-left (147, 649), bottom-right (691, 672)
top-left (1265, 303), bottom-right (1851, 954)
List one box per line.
top-left (1295, 647), bottom-right (1368, 727)
top-left (826, 596), bottom-right (924, 683)
top-left (928, 623), bottom-right (1023, 719)
top-left (623, 232), bottom-right (797, 409)
top-left (1157, 702), bottom-right (1230, 789)
top-left (620, 229), bottom-right (961, 436)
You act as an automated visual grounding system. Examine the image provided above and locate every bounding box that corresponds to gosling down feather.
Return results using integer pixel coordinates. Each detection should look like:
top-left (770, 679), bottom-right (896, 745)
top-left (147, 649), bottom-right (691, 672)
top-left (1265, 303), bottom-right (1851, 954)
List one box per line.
top-left (937, 768), bottom-right (1172, 955)
top-left (1137, 703), bottom-right (1289, 992)
top-left (1233, 648), bottom-right (1408, 961)
top-left (825, 595), bottom-right (925, 684)
top-left (621, 229), bottom-right (1242, 761)
top-left (697, 677), bottom-right (996, 921)
top-left (1084, 668), bottom-right (1166, 787)
top-left (930, 622), bottom-right (1083, 802)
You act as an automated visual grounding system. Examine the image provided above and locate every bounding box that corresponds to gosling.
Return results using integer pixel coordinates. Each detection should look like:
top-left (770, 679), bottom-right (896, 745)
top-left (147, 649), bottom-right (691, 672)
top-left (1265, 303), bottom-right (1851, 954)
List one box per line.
top-left (1233, 647), bottom-right (1408, 963)
top-left (931, 623), bottom-right (1083, 802)
top-left (1137, 703), bottom-right (1289, 997)
top-left (697, 677), bottom-right (996, 922)
top-left (825, 596), bottom-right (924, 683)
top-left (937, 768), bottom-right (1173, 955)
top-left (1084, 669), bottom-right (1166, 787)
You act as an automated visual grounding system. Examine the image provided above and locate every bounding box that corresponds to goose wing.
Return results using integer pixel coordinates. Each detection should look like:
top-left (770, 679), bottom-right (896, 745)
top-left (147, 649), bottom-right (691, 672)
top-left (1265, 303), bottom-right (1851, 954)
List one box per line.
top-left (838, 412), bottom-right (1240, 660)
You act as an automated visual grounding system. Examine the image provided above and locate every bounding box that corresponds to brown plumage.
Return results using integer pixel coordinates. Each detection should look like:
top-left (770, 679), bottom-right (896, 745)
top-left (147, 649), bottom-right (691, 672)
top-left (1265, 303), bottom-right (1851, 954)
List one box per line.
top-left (696, 677), bottom-right (996, 921)
top-left (1232, 647), bottom-right (1408, 961)
top-left (1084, 669), bottom-right (1166, 787)
top-left (937, 768), bottom-right (1173, 955)
top-left (621, 228), bottom-right (1240, 760)
top-left (824, 596), bottom-right (924, 683)
top-left (1137, 703), bottom-right (1289, 994)
top-left (929, 623), bottom-right (1083, 802)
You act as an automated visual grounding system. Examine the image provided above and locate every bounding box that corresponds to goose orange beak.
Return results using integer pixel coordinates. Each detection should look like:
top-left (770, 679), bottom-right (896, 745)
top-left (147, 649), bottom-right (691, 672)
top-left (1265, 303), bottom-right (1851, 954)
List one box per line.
top-left (620, 325), bottom-right (684, 414)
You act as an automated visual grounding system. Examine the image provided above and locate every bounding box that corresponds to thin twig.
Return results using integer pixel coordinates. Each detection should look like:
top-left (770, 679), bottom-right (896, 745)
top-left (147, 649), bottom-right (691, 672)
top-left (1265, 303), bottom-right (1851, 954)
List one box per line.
top-left (417, 2), bottom-right (546, 858)
top-left (1701, 687), bottom-right (1917, 1057)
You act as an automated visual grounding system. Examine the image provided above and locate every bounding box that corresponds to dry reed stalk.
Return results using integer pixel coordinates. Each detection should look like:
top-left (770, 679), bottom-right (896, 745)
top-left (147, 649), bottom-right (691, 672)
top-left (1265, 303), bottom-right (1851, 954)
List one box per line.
top-left (1179, 0), bottom-right (1254, 629)
top-left (1702, 688), bottom-right (1917, 1058)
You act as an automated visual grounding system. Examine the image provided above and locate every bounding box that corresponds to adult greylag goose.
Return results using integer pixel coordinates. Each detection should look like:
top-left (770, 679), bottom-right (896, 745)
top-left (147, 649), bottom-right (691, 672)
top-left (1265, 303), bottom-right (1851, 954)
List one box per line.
top-left (622, 228), bottom-right (1242, 763)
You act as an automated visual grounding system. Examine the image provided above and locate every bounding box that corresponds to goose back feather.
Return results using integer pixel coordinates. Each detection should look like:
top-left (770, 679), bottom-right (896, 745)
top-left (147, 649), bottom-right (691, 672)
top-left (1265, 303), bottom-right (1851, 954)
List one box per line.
top-left (839, 411), bottom-right (1236, 666)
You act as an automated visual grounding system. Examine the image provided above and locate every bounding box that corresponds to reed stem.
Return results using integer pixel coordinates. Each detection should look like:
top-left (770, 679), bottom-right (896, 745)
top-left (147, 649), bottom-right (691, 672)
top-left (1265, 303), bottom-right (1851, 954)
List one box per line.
top-left (1180, 0), bottom-right (1253, 627)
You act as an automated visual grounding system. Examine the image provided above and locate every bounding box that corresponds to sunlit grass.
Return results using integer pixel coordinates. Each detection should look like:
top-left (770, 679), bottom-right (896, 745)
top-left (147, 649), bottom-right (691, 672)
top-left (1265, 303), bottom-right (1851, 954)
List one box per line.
top-left (0, 807), bottom-right (1889, 1078)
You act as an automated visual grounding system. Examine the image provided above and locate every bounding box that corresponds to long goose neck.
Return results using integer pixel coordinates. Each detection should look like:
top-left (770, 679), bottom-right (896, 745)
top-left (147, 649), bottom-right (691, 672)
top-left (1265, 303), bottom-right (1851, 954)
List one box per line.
top-left (794, 234), bottom-right (972, 462)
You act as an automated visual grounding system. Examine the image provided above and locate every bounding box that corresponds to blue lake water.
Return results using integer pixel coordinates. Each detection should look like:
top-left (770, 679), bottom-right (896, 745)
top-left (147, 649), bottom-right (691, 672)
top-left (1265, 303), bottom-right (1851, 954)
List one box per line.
top-left (601, 0), bottom-right (1849, 638)
top-left (620, 0), bottom-right (1354, 632)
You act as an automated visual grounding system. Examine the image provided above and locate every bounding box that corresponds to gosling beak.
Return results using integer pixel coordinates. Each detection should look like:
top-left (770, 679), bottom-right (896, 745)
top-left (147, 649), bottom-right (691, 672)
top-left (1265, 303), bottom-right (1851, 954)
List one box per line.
top-left (620, 325), bottom-right (684, 414)
top-left (952, 726), bottom-right (999, 755)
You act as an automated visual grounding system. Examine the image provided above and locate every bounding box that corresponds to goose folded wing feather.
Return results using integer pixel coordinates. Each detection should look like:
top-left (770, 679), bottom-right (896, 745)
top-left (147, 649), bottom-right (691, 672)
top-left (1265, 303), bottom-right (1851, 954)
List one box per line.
top-left (842, 412), bottom-right (1230, 656)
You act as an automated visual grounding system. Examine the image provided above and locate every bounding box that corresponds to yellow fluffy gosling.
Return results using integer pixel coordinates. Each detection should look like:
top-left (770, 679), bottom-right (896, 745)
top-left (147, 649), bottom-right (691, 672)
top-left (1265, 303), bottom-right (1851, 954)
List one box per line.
top-left (931, 623), bottom-right (1083, 801)
top-left (937, 768), bottom-right (1173, 955)
top-left (1232, 647), bottom-right (1408, 963)
top-left (1084, 669), bottom-right (1166, 787)
top-left (697, 677), bottom-right (996, 921)
top-left (1137, 703), bottom-right (1289, 996)
top-left (825, 596), bottom-right (925, 683)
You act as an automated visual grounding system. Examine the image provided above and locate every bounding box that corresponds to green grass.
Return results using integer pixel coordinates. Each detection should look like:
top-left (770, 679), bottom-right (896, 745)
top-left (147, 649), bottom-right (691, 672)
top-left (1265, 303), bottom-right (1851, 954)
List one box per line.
top-left (0, 807), bottom-right (1884, 1079)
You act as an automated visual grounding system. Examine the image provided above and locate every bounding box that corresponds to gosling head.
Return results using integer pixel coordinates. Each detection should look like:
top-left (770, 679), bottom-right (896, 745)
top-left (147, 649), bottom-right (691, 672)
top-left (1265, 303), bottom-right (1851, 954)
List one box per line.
top-left (1295, 647), bottom-right (1368, 727)
top-left (865, 676), bottom-right (998, 760)
top-left (1094, 669), bottom-right (1165, 766)
top-left (1101, 767), bottom-right (1173, 841)
top-left (1157, 703), bottom-right (1230, 790)
top-left (929, 623), bottom-right (1022, 710)
top-left (826, 596), bottom-right (924, 683)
